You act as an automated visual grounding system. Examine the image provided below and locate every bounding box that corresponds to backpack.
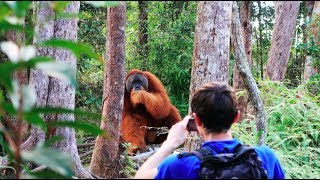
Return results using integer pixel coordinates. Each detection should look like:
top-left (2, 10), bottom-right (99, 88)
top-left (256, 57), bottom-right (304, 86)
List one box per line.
top-left (177, 144), bottom-right (268, 179)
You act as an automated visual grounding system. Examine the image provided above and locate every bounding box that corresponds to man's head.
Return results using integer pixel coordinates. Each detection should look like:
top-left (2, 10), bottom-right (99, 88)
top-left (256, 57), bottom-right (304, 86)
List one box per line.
top-left (191, 82), bottom-right (239, 134)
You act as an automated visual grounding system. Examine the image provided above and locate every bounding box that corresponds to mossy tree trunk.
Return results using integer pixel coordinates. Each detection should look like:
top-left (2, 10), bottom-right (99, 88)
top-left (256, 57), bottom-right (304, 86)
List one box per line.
top-left (231, 1), bottom-right (266, 145)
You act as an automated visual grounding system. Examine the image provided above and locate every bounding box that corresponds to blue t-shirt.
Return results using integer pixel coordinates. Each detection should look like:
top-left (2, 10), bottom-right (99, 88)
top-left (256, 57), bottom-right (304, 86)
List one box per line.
top-left (155, 139), bottom-right (285, 179)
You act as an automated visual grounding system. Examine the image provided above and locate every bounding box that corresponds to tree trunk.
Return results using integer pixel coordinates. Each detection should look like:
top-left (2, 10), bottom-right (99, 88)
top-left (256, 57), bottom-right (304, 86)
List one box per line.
top-left (22, 1), bottom-right (53, 151)
top-left (138, 1), bottom-right (148, 69)
top-left (232, 1), bottom-right (252, 121)
top-left (265, 1), bottom-right (300, 81)
top-left (304, 1), bottom-right (320, 81)
top-left (231, 1), bottom-right (267, 145)
top-left (186, 1), bottom-right (233, 151)
top-left (90, 2), bottom-right (126, 179)
top-left (25, 1), bottom-right (92, 178)
top-left (48, 2), bottom-right (92, 178)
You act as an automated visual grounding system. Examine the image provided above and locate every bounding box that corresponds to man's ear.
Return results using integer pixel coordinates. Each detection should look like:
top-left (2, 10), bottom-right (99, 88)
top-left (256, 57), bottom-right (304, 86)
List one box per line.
top-left (193, 113), bottom-right (202, 127)
top-left (232, 111), bottom-right (240, 124)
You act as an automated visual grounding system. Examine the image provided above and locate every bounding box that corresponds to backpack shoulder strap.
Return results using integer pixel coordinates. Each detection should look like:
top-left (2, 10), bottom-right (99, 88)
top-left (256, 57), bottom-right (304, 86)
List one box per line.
top-left (192, 146), bottom-right (213, 160)
top-left (177, 146), bottom-right (213, 160)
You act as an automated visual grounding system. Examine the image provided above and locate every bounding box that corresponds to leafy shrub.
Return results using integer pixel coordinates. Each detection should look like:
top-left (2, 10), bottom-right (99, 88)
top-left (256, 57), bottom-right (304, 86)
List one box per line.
top-left (232, 80), bottom-right (320, 179)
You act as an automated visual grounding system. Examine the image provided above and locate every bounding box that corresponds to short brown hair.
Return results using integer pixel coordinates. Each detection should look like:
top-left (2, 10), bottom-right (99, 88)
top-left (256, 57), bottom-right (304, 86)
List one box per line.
top-left (191, 82), bottom-right (238, 133)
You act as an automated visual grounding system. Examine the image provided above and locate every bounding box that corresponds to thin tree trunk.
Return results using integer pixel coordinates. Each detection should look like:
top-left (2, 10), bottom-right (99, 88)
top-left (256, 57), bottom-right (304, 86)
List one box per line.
top-left (186, 1), bottom-right (233, 151)
top-left (304, 1), bottom-right (320, 81)
top-left (233, 1), bottom-right (252, 121)
top-left (138, 1), bottom-right (148, 69)
top-left (257, 1), bottom-right (263, 79)
top-left (90, 2), bottom-right (126, 179)
top-left (265, 1), bottom-right (300, 81)
top-left (231, 1), bottom-right (267, 145)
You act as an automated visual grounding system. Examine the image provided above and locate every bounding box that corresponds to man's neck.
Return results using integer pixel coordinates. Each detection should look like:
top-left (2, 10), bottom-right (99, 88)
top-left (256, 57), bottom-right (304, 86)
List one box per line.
top-left (203, 131), bottom-right (233, 141)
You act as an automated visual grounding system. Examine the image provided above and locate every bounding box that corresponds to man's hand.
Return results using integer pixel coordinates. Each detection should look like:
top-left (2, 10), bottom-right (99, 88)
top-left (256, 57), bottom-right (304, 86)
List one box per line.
top-left (162, 115), bottom-right (191, 151)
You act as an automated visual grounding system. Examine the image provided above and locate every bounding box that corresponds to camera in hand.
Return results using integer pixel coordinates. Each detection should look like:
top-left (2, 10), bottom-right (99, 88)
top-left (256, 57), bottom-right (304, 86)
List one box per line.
top-left (187, 116), bottom-right (197, 131)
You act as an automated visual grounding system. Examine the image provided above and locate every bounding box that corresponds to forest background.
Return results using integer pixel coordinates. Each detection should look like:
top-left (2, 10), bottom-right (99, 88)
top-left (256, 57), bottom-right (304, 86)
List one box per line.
top-left (0, 1), bottom-right (319, 179)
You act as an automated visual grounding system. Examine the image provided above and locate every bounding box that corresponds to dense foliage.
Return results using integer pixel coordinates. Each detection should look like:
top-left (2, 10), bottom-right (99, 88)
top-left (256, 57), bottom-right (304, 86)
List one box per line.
top-left (232, 80), bottom-right (320, 178)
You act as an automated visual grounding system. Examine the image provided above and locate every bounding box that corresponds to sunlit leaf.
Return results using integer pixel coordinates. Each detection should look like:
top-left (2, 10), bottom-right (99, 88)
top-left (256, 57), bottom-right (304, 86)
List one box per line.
top-left (36, 61), bottom-right (76, 87)
top-left (47, 120), bottom-right (103, 136)
top-left (21, 146), bottom-right (74, 178)
top-left (52, 1), bottom-right (71, 13)
top-left (5, 16), bottom-right (24, 25)
top-left (19, 45), bottom-right (36, 61)
top-left (4, 1), bottom-right (32, 17)
top-left (9, 80), bottom-right (36, 112)
top-left (0, 41), bottom-right (19, 62)
top-left (0, 20), bottom-right (24, 31)
top-left (0, 41), bottom-right (36, 63)
top-left (83, 1), bottom-right (120, 7)
top-left (0, 4), bottom-right (11, 20)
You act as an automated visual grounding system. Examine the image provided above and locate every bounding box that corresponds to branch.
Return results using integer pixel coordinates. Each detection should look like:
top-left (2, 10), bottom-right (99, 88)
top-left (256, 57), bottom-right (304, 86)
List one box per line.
top-left (77, 142), bottom-right (95, 148)
top-left (80, 150), bottom-right (93, 159)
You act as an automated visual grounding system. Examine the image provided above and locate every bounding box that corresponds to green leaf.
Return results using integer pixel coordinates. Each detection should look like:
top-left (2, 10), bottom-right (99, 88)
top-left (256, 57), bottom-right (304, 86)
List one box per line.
top-left (4, 1), bottom-right (32, 17)
top-left (24, 112), bottom-right (47, 132)
top-left (0, 103), bottom-right (16, 116)
top-left (47, 120), bottom-right (103, 136)
top-left (39, 39), bottom-right (101, 60)
top-left (21, 146), bottom-right (74, 178)
top-left (83, 1), bottom-right (120, 7)
top-left (52, 1), bottom-right (71, 13)
top-left (36, 61), bottom-right (76, 87)
top-left (0, 61), bottom-right (18, 91)
top-left (0, 4), bottom-right (11, 20)
top-left (43, 135), bottom-right (64, 147)
top-left (22, 169), bottom-right (70, 179)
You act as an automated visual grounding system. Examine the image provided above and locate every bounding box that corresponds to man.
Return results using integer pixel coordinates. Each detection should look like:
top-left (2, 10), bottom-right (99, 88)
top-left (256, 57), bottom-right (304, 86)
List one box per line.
top-left (134, 82), bottom-right (285, 179)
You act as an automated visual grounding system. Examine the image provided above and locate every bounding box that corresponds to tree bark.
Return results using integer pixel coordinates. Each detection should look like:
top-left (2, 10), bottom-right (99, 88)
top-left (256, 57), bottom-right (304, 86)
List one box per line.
top-left (304, 1), bottom-right (320, 81)
top-left (257, 1), bottom-right (263, 79)
top-left (231, 1), bottom-right (267, 145)
top-left (265, 1), bottom-right (300, 81)
top-left (138, 1), bottom-right (148, 69)
top-left (22, 1), bottom-right (53, 151)
top-left (232, 1), bottom-right (252, 121)
top-left (26, 1), bottom-right (92, 178)
top-left (48, 2), bottom-right (92, 178)
top-left (189, 1), bottom-right (232, 100)
top-left (186, 1), bottom-right (233, 151)
top-left (90, 2), bottom-right (126, 179)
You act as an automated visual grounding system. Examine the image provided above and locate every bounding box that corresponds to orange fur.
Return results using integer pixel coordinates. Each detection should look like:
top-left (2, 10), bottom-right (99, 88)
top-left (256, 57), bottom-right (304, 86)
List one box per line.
top-left (121, 69), bottom-right (182, 155)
